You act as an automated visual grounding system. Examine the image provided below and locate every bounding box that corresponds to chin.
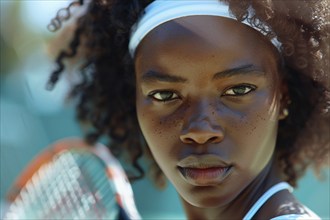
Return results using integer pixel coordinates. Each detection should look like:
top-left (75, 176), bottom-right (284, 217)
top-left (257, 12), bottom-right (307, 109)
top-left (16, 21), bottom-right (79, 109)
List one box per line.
top-left (180, 186), bottom-right (236, 208)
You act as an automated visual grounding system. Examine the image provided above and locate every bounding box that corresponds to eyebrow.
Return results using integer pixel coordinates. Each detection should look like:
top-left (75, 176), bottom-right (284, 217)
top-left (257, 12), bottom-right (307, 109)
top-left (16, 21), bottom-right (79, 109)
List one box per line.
top-left (212, 64), bottom-right (265, 80)
top-left (141, 70), bottom-right (187, 83)
top-left (141, 64), bottom-right (265, 84)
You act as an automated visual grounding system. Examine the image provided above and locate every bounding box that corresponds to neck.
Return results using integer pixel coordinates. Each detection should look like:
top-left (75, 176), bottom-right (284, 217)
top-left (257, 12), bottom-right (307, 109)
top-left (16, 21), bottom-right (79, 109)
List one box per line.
top-left (180, 160), bottom-right (283, 220)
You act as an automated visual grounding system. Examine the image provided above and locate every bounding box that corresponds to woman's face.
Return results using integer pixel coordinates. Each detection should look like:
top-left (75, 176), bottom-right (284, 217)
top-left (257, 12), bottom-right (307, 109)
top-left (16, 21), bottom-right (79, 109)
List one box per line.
top-left (135, 16), bottom-right (283, 208)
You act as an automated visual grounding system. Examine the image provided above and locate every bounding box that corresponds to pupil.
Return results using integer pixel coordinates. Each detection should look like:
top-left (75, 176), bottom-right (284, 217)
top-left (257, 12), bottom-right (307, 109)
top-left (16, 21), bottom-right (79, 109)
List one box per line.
top-left (160, 92), bottom-right (172, 99)
top-left (233, 86), bottom-right (246, 94)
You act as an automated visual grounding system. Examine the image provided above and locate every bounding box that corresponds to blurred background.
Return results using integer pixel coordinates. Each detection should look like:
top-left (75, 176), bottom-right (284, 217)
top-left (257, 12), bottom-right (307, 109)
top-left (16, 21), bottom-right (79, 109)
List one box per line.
top-left (0, 1), bottom-right (329, 219)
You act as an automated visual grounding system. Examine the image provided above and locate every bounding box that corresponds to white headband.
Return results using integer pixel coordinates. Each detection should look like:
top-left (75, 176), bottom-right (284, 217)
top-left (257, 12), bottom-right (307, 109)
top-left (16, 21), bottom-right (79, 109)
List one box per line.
top-left (129, 0), bottom-right (280, 57)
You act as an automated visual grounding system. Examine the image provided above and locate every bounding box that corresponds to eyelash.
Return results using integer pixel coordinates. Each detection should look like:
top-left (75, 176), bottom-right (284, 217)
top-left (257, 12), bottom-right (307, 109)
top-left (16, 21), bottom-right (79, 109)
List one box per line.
top-left (148, 84), bottom-right (257, 102)
top-left (148, 90), bottom-right (180, 102)
top-left (222, 84), bottom-right (257, 97)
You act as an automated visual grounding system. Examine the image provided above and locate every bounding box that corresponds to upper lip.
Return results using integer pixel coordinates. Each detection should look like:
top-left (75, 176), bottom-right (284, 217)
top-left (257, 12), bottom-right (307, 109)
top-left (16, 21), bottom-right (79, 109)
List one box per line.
top-left (177, 154), bottom-right (231, 169)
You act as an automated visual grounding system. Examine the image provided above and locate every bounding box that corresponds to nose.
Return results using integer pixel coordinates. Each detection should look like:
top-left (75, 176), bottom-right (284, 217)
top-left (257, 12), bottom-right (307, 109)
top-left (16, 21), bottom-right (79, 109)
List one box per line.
top-left (180, 119), bottom-right (224, 145)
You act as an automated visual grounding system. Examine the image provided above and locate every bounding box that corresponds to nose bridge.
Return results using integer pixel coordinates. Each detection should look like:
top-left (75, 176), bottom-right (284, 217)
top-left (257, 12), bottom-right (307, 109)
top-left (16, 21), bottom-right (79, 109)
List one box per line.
top-left (180, 98), bottom-right (224, 145)
top-left (185, 98), bottom-right (216, 125)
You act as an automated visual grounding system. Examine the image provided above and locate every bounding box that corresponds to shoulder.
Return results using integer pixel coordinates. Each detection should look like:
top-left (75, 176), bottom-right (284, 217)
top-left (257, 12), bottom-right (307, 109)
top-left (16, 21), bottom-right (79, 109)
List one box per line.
top-left (271, 214), bottom-right (320, 220)
top-left (271, 206), bottom-right (321, 220)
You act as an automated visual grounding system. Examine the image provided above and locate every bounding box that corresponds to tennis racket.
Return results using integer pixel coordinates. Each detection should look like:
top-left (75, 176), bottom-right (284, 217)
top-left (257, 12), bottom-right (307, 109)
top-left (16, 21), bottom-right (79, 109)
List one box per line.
top-left (4, 138), bottom-right (141, 220)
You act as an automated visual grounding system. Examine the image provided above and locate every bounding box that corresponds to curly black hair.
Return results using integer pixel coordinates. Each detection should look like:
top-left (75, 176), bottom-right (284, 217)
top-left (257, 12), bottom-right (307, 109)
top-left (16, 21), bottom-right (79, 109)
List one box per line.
top-left (47, 0), bottom-right (329, 189)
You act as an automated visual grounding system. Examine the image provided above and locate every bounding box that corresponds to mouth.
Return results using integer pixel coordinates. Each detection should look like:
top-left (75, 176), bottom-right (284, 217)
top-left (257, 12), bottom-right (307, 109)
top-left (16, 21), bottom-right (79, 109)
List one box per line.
top-left (177, 155), bottom-right (233, 186)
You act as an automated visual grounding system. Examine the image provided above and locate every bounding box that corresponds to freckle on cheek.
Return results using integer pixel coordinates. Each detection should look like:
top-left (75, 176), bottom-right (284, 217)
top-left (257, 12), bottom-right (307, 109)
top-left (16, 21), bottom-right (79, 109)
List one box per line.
top-left (244, 121), bottom-right (254, 135)
top-left (256, 113), bottom-right (267, 121)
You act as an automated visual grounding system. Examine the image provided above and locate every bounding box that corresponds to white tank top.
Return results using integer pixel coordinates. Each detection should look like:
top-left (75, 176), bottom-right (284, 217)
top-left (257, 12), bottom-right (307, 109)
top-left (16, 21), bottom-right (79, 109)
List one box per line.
top-left (242, 182), bottom-right (321, 220)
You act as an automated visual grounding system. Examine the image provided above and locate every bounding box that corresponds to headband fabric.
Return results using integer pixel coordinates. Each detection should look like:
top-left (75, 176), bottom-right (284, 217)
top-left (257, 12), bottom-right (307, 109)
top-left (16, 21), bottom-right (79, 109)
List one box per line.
top-left (129, 0), bottom-right (279, 57)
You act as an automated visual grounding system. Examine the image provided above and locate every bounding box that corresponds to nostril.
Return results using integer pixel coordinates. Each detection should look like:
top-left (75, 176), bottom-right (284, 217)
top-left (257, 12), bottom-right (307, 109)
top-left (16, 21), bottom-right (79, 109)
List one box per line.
top-left (209, 136), bottom-right (220, 143)
top-left (180, 120), bottom-right (224, 144)
top-left (180, 132), bottom-right (224, 145)
top-left (182, 137), bottom-right (195, 144)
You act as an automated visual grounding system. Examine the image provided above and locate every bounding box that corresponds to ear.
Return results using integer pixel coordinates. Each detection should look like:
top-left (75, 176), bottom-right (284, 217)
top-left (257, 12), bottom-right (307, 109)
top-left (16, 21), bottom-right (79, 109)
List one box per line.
top-left (278, 79), bottom-right (291, 120)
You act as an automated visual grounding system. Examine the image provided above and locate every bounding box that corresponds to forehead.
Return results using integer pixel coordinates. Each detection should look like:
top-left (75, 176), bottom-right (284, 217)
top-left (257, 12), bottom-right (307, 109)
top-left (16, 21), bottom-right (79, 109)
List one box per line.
top-left (135, 16), bottom-right (279, 77)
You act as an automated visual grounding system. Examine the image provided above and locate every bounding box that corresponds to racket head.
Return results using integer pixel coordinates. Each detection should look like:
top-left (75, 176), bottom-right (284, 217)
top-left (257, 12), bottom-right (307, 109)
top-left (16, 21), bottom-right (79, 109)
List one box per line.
top-left (4, 137), bottom-right (141, 220)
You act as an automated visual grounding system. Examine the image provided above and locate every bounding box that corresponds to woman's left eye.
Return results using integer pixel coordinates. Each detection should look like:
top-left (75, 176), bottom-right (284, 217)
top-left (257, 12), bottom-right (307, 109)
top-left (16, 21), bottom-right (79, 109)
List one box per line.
top-left (222, 84), bottom-right (257, 96)
top-left (149, 91), bottom-right (180, 102)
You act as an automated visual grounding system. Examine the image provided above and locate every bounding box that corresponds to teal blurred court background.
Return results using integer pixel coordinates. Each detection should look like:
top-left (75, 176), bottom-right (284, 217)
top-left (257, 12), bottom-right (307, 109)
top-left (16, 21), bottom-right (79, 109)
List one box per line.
top-left (1, 1), bottom-right (329, 219)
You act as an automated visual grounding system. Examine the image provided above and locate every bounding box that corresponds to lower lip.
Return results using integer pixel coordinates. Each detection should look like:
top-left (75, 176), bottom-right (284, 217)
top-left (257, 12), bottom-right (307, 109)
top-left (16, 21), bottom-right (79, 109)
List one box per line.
top-left (178, 166), bottom-right (233, 186)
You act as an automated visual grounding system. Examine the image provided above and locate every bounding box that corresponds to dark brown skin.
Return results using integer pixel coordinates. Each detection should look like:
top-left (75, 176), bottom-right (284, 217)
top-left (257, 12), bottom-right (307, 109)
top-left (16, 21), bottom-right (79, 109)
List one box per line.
top-left (134, 16), bottom-right (306, 219)
top-left (46, 0), bottom-right (329, 218)
top-left (48, 0), bottom-right (329, 193)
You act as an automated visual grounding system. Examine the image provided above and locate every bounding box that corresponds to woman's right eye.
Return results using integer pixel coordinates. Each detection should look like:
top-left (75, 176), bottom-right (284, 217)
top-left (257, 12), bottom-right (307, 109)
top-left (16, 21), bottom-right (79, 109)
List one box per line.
top-left (148, 91), bottom-right (180, 102)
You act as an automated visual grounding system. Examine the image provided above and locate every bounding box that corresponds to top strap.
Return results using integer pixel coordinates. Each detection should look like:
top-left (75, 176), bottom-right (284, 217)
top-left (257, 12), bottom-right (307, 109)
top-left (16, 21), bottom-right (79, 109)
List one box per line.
top-left (243, 182), bottom-right (293, 220)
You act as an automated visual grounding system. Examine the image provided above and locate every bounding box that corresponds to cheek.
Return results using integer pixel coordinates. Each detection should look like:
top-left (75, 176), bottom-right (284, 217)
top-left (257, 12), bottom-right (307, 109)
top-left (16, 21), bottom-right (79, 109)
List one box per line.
top-left (239, 94), bottom-right (279, 135)
top-left (136, 97), bottom-right (182, 157)
top-left (136, 104), bottom-right (184, 180)
top-left (228, 90), bottom-right (281, 171)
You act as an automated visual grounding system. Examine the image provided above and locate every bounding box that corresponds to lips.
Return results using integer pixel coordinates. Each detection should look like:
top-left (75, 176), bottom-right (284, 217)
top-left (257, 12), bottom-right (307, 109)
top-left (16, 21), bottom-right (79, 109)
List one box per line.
top-left (177, 154), bottom-right (233, 186)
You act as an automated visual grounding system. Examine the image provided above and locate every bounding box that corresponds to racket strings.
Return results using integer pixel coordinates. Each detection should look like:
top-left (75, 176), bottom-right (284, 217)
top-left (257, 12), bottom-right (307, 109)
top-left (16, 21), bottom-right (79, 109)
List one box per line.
top-left (4, 150), bottom-right (120, 219)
